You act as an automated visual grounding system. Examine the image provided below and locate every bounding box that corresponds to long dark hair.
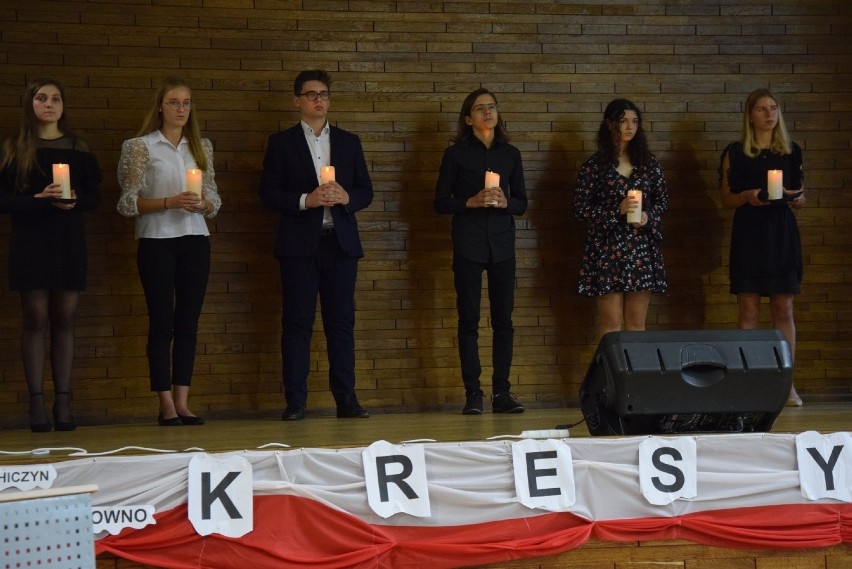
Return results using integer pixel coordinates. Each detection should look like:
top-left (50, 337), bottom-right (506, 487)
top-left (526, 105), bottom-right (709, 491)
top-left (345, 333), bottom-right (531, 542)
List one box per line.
top-left (452, 88), bottom-right (510, 144)
top-left (595, 98), bottom-right (652, 169)
top-left (1, 77), bottom-right (73, 193)
top-left (136, 76), bottom-right (208, 171)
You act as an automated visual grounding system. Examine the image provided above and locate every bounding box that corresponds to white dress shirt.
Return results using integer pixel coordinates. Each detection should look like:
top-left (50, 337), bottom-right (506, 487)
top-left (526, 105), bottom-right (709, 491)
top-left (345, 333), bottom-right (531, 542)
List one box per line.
top-left (117, 130), bottom-right (221, 239)
top-left (299, 120), bottom-right (333, 228)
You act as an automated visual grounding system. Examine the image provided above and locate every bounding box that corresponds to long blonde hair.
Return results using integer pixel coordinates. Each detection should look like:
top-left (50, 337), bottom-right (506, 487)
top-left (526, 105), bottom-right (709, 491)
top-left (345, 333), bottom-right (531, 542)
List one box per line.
top-left (136, 77), bottom-right (208, 171)
top-left (741, 88), bottom-right (792, 158)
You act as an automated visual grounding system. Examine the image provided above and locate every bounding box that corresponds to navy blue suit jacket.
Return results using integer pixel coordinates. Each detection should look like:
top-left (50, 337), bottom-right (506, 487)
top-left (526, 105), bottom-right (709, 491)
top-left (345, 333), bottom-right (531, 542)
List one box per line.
top-left (259, 123), bottom-right (373, 258)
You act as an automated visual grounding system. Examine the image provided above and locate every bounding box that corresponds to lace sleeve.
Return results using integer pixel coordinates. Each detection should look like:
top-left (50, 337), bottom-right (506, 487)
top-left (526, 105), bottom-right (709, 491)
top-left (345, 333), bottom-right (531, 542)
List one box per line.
top-left (200, 139), bottom-right (221, 218)
top-left (116, 138), bottom-right (148, 217)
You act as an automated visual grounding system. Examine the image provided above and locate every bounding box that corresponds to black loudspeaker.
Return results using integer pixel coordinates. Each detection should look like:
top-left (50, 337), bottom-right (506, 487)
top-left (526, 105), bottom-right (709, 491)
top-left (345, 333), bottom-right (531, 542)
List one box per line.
top-left (579, 329), bottom-right (793, 436)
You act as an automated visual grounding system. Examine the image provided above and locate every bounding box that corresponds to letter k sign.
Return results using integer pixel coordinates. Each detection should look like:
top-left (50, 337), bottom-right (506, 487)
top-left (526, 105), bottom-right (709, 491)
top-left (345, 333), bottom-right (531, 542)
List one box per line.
top-left (188, 454), bottom-right (254, 537)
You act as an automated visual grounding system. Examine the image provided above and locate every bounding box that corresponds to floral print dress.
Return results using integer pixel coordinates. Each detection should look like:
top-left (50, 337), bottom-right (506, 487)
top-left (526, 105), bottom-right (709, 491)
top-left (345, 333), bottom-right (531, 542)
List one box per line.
top-left (574, 152), bottom-right (668, 297)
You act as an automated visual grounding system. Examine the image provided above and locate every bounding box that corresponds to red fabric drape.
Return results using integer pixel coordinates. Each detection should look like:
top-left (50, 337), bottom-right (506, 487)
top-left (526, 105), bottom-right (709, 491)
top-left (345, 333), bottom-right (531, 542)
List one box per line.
top-left (95, 495), bottom-right (852, 569)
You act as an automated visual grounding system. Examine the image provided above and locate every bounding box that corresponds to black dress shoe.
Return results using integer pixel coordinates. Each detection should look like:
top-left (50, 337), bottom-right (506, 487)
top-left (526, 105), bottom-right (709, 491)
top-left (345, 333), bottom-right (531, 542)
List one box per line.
top-left (282, 404), bottom-right (306, 421)
top-left (336, 400), bottom-right (370, 419)
top-left (177, 414), bottom-right (206, 425)
top-left (158, 413), bottom-right (183, 426)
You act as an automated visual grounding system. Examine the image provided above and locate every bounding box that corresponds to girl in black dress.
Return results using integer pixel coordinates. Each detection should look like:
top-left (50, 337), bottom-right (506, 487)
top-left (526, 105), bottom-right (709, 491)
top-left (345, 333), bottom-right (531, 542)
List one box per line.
top-left (0, 78), bottom-right (102, 431)
top-left (719, 88), bottom-right (805, 407)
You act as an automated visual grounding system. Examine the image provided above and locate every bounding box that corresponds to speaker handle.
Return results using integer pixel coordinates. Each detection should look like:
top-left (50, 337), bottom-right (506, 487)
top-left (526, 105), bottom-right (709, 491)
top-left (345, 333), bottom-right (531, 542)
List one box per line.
top-left (681, 344), bottom-right (726, 387)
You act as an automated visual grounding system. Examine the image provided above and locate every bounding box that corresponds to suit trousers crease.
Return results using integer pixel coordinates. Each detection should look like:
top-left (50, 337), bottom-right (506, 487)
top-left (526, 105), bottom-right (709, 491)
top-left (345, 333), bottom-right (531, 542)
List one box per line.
top-left (279, 233), bottom-right (358, 407)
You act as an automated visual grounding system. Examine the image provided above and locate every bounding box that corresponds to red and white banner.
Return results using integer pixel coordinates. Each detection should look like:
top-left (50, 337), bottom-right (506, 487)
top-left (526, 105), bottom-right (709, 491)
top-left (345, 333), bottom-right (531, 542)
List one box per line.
top-left (1, 431), bottom-right (850, 568)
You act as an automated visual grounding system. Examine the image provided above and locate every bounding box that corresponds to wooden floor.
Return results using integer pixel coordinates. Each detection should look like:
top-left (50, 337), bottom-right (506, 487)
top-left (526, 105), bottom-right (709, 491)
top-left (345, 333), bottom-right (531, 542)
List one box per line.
top-left (1, 403), bottom-right (849, 464)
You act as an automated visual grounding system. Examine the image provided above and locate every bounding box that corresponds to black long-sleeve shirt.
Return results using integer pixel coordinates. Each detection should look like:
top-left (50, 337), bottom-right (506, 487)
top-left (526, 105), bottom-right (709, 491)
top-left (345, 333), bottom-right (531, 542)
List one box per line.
top-left (434, 137), bottom-right (527, 264)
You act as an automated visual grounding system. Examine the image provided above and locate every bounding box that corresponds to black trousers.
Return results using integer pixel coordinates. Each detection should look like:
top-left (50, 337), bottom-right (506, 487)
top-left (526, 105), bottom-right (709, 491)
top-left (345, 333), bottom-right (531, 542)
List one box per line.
top-left (137, 236), bottom-right (210, 392)
top-left (278, 232), bottom-right (358, 407)
top-left (453, 255), bottom-right (516, 395)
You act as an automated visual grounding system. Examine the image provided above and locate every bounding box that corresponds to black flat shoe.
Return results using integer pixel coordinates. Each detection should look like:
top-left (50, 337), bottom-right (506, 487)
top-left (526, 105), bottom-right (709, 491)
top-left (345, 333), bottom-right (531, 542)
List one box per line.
top-left (177, 414), bottom-right (205, 425)
top-left (158, 413), bottom-right (183, 426)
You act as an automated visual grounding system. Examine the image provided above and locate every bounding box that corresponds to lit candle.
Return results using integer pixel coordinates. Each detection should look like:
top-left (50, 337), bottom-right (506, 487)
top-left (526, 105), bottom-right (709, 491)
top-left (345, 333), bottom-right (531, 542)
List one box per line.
top-left (484, 170), bottom-right (500, 189)
top-left (627, 190), bottom-right (642, 223)
top-left (484, 170), bottom-right (500, 206)
top-left (52, 163), bottom-right (71, 199)
top-left (767, 170), bottom-right (782, 200)
top-left (320, 165), bottom-right (335, 184)
top-left (185, 168), bottom-right (202, 196)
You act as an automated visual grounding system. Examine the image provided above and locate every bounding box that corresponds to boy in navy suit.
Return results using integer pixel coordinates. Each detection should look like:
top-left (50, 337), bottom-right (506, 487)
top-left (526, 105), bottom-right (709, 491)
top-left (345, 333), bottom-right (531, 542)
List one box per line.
top-left (260, 69), bottom-right (373, 420)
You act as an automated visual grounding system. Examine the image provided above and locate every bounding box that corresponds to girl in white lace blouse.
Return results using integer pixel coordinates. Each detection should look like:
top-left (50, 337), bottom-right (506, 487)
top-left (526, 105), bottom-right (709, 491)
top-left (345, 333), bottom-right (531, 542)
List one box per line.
top-left (117, 77), bottom-right (221, 427)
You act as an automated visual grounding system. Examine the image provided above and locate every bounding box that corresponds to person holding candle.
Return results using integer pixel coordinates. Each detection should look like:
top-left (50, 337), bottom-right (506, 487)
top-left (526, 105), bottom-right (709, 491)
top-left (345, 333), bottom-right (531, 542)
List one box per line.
top-left (434, 88), bottom-right (528, 415)
top-left (259, 69), bottom-right (373, 421)
top-left (117, 77), bottom-right (221, 426)
top-left (574, 99), bottom-right (668, 340)
top-left (0, 77), bottom-right (102, 432)
top-left (719, 88), bottom-right (806, 407)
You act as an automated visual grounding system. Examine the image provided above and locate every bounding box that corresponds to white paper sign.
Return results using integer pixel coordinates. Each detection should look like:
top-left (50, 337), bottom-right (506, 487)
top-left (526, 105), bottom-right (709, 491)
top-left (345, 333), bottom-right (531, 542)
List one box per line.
top-left (0, 465), bottom-right (56, 492)
top-left (512, 439), bottom-right (575, 511)
top-left (93, 505), bottom-right (156, 535)
top-left (363, 440), bottom-right (431, 519)
top-left (796, 431), bottom-right (852, 502)
top-left (639, 436), bottom-right (697, 505)
top-left (187, 454), bottom-right (253, 538)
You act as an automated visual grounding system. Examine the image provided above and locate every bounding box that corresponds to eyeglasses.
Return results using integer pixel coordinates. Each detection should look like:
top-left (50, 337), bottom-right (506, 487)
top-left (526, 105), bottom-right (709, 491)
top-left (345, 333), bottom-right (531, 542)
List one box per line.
top-left (299, 91), bottom-right (331, 101)
top-left (164, 101), bottom-right (192, 110)
top-left (471, 103), bottom-right (498, 114)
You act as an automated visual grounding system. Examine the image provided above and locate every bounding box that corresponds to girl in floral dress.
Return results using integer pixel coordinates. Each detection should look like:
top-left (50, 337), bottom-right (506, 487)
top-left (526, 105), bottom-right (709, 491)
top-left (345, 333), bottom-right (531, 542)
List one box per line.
top-left (574, 99), bottom-right (668, 340)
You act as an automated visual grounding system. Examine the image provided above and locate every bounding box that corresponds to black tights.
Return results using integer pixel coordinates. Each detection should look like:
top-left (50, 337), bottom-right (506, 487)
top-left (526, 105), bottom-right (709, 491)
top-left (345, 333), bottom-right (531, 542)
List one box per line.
top-left (21, 289), bottom-right (79, 425)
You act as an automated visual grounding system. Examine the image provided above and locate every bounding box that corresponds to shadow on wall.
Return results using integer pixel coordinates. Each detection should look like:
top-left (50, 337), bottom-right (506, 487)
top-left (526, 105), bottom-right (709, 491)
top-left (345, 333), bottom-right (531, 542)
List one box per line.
top-left (527, 136), bottom-right (589, 407)
top-left (658, 134), bottom-right (725, 332)
top-left (387, 116), bottom-right (455, 412)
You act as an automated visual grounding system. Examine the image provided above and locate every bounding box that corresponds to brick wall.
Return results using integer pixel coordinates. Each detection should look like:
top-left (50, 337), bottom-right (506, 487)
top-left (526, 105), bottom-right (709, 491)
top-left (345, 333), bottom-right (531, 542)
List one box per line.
top-left (0, 0), bottom-right (850, 426)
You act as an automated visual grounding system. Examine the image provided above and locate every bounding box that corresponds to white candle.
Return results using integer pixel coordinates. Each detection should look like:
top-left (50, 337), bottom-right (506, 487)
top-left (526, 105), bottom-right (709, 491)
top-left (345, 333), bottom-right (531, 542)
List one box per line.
top-left (186, 168), bottom-right (202, 196)
top-left (627, 190), bottom-right (642, 223)
top-left (52, 163), bottom-right (71, 199)
top-left (484, 170), bottom-right (500, 189)
top-left (484, 170), bottom-right (500, 206)
top-left (767, 170), bottom-right (782, 200)
top-left (320, 165), bottom-right (335, 184)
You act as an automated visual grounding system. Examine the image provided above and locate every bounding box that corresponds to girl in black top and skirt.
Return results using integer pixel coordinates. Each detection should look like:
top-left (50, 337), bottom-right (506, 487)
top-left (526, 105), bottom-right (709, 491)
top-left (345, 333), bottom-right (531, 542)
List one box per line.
top-left (0, 78), bottom-right (102, 431)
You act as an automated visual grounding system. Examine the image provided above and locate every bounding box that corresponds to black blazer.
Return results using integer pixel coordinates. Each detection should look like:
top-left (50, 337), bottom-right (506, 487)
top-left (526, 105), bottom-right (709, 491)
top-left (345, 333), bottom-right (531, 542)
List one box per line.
top-left (259, 123), bottom-right (373, 259)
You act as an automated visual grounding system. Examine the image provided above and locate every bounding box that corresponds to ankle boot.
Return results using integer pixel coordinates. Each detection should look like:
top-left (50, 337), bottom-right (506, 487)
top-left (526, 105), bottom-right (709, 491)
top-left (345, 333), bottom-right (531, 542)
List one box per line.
top-left (29, 392), bottom-right (52, 433)
top-left (53, 391), bottom-right (77, 431)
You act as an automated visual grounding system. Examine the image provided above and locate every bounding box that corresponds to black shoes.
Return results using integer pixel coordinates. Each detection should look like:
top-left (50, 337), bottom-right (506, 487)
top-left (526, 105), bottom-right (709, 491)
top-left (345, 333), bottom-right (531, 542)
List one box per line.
top-left (336, 397), bottom-right (370, 419)
top-left (492, 392), bottom-right (525, 414)
top-left (158, 412), bottom-right (205, 426)
top-left (177, 414), bottom-right (206, 425)
top-left (282, 403), bottom-right (306, 421)
top-left (282, 399), bottom-right (369, 420)
top-left (158, 413), bottom-right (183, 426)
top-left (29, 392), bottom-right (52, 433)
top-left (53, 391), bottom-right (76, 432)
top-left (462, 390), bottom-right (484, 415)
